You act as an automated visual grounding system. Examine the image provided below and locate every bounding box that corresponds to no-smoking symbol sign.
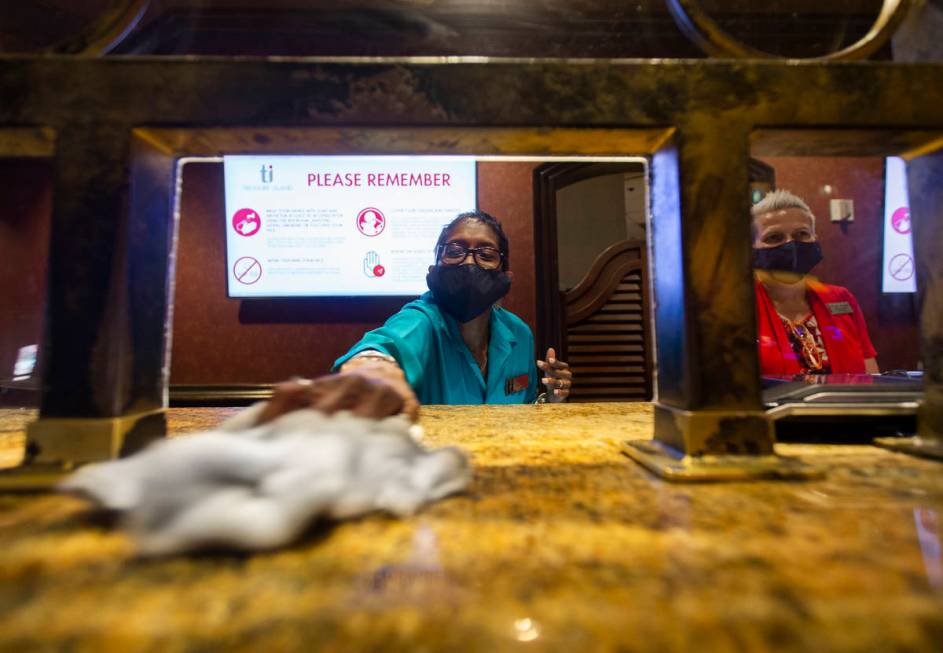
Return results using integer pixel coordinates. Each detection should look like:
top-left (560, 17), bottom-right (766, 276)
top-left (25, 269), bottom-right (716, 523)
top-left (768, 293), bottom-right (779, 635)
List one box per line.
top-left (233, 256), bottom-right (262, 285)
top-left (888, 253), bottom-right (914, 282)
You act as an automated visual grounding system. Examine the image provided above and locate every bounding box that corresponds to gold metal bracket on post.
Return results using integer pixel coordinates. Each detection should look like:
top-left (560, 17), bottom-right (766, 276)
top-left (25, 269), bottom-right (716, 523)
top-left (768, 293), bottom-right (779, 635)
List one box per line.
top-left (623, 404), bottom-right (822, 482)
top-left (622, 439), bottom-right (824, 482)
top-left (874, 436), bottom-right (943, 460)
top-left (875, 399), bottom-right (943, 460)
top-left (0, 409), bottom-right (166, 492)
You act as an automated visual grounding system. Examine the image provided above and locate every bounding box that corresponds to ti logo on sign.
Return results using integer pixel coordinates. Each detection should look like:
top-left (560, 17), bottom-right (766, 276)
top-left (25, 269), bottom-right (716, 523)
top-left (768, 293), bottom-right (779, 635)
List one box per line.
top-left (232, 208), bottom-right (261, 237)
top-left (356, 207), bottom-right (386, 237)
top-left (260, 164), bottom-right (273, 184)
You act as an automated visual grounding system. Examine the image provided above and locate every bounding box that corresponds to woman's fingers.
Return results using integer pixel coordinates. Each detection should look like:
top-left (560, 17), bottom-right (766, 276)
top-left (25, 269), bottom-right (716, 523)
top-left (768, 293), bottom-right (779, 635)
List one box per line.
top-left (256, 369), bottom-right (416, 424)
top-left (542, 376), bottom-right (572, 388)
top-left (256, 380), bottom-right (316, 424)
top-left (537, 350), bottom-right (572, 403)
top-left (310, 373), bottom-right (406, 419)
top-left (343, 360), bottom-right (420, 422)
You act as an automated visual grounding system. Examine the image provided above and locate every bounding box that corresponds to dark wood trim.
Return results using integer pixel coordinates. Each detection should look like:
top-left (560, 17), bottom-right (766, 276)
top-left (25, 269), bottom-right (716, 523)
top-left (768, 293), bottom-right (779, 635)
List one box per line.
top-left (169, 384), bottom-right (275, 407)
top-left (565, 240), bottom-right (645, 324)
top-left (748, 157), bottom-right (776, 186)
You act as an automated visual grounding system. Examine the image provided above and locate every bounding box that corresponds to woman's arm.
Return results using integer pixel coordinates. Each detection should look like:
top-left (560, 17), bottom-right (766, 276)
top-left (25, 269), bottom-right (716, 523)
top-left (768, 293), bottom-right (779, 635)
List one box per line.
top-left (864, 358), bottom-right (880, 374)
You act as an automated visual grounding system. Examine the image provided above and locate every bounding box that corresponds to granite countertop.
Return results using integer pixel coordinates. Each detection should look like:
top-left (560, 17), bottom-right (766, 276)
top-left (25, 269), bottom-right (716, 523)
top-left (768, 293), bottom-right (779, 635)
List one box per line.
top-left (1, 403), bottom-right (942, 652)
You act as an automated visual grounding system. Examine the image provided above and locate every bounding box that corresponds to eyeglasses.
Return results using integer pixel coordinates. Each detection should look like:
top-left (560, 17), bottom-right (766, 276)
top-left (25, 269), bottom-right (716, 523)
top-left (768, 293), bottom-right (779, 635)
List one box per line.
top-left (437, 242), bottom-right (504, 269)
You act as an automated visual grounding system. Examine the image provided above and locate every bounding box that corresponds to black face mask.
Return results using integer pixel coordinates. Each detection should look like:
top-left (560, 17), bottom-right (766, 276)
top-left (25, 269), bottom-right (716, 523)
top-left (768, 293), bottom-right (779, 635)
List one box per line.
top-left (753, 241), bottom-right (823, 275)
top-left (426, 264), bottom-right (511, 323)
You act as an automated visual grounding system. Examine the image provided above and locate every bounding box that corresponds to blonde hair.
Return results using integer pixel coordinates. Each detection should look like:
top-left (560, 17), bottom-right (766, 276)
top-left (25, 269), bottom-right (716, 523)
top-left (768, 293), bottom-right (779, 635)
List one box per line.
top-left (751, 189), bottom-right (815, 226)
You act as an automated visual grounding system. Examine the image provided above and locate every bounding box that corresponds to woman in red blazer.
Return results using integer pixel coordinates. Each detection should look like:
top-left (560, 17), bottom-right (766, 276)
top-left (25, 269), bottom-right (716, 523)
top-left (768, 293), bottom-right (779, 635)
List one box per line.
top-left (752, 190), bottom-right (878, 376)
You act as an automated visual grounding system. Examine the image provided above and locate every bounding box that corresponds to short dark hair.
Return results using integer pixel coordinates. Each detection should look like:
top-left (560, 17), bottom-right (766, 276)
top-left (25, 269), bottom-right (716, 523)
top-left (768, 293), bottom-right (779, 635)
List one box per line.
top-left (434, 210), bottom-right (510, 271)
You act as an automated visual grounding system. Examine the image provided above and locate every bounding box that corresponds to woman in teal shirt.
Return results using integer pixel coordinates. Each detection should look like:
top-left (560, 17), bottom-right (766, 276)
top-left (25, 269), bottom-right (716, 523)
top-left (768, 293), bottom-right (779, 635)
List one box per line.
top-left (333, 210), bottom-right (572, 409)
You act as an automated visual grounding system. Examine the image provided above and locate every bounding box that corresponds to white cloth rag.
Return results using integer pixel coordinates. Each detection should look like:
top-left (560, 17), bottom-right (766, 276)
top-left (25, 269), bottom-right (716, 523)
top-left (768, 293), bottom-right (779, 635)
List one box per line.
top-left (59, 406), bottom-right (471, 556)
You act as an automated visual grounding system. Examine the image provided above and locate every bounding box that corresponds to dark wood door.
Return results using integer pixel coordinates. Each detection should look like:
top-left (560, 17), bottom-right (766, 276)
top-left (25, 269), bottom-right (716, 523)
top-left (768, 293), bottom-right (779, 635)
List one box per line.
top-left (533, 162), bottom-right (652, 401)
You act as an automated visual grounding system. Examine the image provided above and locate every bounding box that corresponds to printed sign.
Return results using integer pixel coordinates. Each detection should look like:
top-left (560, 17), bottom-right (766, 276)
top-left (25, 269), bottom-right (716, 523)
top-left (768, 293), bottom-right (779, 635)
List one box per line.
top-left (881, 157), bottom-right (917, 293)
top-left (223, 155), bottom-right (477, 297)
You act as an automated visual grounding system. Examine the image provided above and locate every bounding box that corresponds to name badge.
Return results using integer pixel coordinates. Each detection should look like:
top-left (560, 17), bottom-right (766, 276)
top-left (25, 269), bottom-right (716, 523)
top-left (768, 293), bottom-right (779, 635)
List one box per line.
top-left (505, 373), bottom-right (529, 395)
top-left (827, 301), bottom-right (853, 315)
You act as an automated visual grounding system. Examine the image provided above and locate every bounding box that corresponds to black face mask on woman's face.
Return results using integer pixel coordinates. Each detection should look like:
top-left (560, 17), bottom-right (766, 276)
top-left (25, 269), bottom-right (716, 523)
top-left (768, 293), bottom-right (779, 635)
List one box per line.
top-left (426, 264), bottom-right (512, 323)
top-left (752, 241), bottom-right (823, 275)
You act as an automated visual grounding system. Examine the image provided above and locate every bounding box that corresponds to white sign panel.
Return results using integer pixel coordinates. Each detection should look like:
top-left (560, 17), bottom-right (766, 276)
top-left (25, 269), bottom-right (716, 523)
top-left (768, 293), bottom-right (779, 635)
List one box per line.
top-left (223, 155), bottom-right (477, 297)
top-left (881, 156), bottom-right (916, 293)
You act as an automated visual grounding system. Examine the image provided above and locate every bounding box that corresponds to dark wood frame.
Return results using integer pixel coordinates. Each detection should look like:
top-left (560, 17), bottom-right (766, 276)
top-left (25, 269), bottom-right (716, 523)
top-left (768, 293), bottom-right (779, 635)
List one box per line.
top-left (532, 161), bottom-right (647, 357)
top-left (3, 58), bottom-right (943, 469)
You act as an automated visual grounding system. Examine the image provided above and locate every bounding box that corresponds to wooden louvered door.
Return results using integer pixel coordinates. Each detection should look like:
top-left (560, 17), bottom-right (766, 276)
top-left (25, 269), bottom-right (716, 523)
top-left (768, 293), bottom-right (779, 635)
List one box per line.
top-left (562, 240), bottom-right (652, 401)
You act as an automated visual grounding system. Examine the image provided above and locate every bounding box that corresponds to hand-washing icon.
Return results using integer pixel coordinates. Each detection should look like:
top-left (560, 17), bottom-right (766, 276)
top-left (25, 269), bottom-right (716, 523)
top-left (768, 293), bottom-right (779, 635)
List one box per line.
top-left (232, 208), bottom-right (261, 237)
top-left (363, 251), bottom-right (385, 278)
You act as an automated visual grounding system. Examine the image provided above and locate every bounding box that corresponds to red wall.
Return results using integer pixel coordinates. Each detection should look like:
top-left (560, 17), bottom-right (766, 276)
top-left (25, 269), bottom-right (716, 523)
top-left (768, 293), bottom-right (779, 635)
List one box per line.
top-left (760, 156), bottom-right (920, 370)
top-left (477, 162), bottom-right (537, 334)
top-left (0, 159), bottom-right (51, 388)
top-left (170, 161), bottom-right (538, 384)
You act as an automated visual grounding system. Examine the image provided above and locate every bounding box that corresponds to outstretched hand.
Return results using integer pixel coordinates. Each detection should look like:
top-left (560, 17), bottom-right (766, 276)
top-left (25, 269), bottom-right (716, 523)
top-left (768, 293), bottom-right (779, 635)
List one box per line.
top-left (256, 362), bottom-right (420, 426)
top-left (363, 251), bottom-right (381, 278)
top-left (536, 347), bottom-right (572, 402)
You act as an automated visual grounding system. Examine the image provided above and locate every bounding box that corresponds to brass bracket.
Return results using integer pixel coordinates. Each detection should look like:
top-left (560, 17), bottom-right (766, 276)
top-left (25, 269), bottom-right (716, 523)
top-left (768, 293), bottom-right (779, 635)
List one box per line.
top-left (26, 409), bottom-right (166, 464)
top-left (623, 404), bottom-right (822, 482)
top-left (0, 463), bottom-right (75, 493)
top-left (874, 395), bottom-right (943, 461)
top-left (874, 437), bottom-right (943, 461)
top-left (622, 439), bottom-right (824, 482)
top-left (0, 409), bottom-right (166, 492)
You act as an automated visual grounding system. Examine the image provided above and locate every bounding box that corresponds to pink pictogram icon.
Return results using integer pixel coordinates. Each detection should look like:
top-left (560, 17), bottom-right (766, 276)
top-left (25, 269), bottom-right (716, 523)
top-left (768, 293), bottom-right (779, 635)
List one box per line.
top-left (373, 264), bottom-right (386, 277)
top-left (232, 208), bottom-right (261, 237)
top-left (891, 207), bottom-right (911, 235)
top-left (356, 207), bottom-right (386, 237)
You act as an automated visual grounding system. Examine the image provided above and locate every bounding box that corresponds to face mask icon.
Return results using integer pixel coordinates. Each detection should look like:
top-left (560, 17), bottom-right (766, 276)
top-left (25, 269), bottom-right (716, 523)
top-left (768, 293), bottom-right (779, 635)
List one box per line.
top-left (356, 208), bottom-right (386, 237)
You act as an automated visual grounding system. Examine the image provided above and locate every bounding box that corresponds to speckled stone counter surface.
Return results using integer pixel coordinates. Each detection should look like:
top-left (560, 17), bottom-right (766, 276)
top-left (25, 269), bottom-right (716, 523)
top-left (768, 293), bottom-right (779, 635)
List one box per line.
top-left (1, 403), bottom-right (942, 652)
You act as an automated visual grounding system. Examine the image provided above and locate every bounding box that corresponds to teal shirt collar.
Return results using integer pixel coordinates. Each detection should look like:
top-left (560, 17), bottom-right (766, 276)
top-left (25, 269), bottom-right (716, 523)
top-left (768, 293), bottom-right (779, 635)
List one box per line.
top-left (428, 292), bottom-right (517, 393)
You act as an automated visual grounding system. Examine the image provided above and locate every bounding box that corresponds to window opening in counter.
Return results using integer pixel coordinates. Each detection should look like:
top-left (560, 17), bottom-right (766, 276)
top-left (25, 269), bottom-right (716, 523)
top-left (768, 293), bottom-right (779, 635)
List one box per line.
top-left (749, 145), bottom-right (926, 441)
top-left (168, 153), bottom-right (653, 406)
